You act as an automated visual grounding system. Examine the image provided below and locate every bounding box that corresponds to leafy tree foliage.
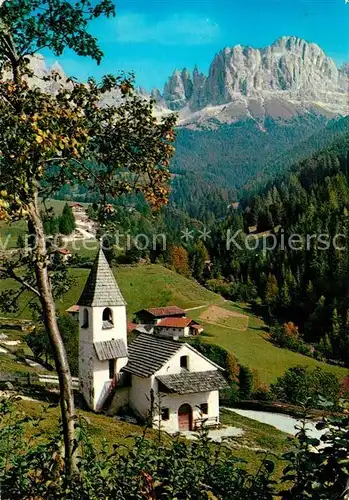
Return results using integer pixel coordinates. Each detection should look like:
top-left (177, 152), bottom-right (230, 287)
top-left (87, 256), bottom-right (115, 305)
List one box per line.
top-left (168, 245), bottom-right (190, 276)
top-left (28, 314), bottom-right (79, 375)
top-left (0, 395), bottom-right (347, 499)
top-left (271, 365), bottom-right (341, 408)
top-left (188, 241), bottom-right (209, 282)
top-left (0, 0), bottom-right (176, 475)
top-left (239, 365), bottom-right (254, 400)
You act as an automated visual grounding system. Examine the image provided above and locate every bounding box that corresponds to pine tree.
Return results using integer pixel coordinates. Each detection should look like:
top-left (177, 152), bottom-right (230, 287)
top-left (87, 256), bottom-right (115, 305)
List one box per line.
top-left (318, 334), bottom-right (333, 358)
top-left (265, 274), bottom-right (279, 308)
top-left (59, 204), bottom-right (76, 235)
top-left (332, 308), bottom-right (340, 338)
top-left (279, 281), bottom-right (291, 308)
top-left (226, 352), bottom-right (239, 384)
top-left (239, 365), bottom-right (254, 400)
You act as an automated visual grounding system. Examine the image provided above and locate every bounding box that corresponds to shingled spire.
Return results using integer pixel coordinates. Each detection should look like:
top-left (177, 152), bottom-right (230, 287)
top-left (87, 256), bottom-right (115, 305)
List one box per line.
top-left (77, 249), bottom-right (126, 307)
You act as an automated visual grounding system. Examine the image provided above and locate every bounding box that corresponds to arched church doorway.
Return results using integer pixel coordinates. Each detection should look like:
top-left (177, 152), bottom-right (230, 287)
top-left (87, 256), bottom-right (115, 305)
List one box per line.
top-left (178, 403), bottom-right (192, 431)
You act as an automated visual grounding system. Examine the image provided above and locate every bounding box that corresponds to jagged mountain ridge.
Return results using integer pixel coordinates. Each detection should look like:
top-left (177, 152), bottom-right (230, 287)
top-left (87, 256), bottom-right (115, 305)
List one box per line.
top-left (149, 36), bottom-right (347, 128)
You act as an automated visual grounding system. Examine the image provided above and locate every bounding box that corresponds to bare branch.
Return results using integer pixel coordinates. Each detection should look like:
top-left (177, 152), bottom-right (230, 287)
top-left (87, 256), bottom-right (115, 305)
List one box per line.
top-left (0, 265), bottom-right (41, 297)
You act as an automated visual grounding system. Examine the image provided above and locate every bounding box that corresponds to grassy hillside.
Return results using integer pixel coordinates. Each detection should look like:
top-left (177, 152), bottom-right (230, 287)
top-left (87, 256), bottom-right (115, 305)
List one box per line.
top-left (189, 302), bottom-right (347, 384)
top-left (0, 263), bottom-right (347, 384)
top-left (0, 264), bottom-right (222, 320)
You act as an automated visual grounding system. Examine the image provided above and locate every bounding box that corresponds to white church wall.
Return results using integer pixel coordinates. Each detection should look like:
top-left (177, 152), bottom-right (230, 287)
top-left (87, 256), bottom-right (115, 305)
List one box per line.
top-left (129, 375), bottom-right (153, 420)
top-left (91, 306), bottom-right (127, 343)
top-left (79, 302), bottom-right (129, 411)
top-left (156, 344), bottom-right (218, 376)
top-left (79, 340), bottom-right (94, 408)
top-left (153, 390), bottom-right (220, 433)
top-left (93, 358), bottom-right (111, 410)
top-left (116, 356), bottom-right (129, 372)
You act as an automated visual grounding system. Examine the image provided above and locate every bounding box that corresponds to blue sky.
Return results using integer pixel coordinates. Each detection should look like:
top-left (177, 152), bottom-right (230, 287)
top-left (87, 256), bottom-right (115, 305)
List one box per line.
top-left (45, 0), bottom-right (349, 91)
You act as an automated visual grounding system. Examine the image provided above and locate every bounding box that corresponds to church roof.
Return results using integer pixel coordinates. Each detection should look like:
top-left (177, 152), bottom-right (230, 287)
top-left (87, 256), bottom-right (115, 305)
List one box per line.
top-left (77, 249), bottom-right (126, 307)
top-left (157, 370), bottom-right (229, 395)
top-left (94, 339), bottom-right (128, 361)
top-left (122, 334), bottom-right (182, 377)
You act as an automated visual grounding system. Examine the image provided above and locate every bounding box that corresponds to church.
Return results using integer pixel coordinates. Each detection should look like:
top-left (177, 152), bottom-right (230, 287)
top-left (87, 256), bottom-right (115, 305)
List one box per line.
top-left (77, 249), bottom-right (228, 433)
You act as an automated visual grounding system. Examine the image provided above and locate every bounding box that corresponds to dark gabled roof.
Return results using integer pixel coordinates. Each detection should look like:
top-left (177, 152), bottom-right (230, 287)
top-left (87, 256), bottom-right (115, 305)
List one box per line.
top-left (77, 249), bottom-right (126, 307)
top-left (137, 306), bottom-right (185, 318)
top-left (122, 334), bottom-right (182, 378)
top-left (94, 339), bottom-right (128, 361)
top-left (157, 370), bottom-right (229, 395)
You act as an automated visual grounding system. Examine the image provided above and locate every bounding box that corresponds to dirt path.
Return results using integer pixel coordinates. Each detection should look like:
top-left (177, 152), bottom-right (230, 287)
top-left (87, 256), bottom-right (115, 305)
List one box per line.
top-left (184, 304), bottom-right (209, 312)
top-left (184, 298), bottom-right (228, 313)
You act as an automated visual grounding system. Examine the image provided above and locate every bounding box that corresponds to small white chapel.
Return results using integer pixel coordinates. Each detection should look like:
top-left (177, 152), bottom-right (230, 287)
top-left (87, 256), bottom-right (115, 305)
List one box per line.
top-left (77, 249), bottom-right (228, 433)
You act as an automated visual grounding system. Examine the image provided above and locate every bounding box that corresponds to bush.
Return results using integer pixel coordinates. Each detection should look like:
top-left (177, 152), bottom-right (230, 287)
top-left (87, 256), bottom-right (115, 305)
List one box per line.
top-left (239, 365), bottom-right (254, 400)
top-left (1, 396), bottom-right (348, 499)
top-left (0, 396), bottom-right (277, 499)
top-left (251, 388), bottom-right (274, 402)
top-left (270, 323), bottom-right (312, 356)
top-left (271, 365), bottom-right (341, 408)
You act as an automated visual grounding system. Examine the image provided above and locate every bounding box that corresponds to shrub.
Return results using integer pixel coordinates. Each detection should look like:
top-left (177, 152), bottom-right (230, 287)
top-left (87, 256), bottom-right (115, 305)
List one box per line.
top-left (1, 396), bottom-right (348, 499)
top-left (271, 365), bottom-right (341, 408)
top-left (239, 365), bottom-right (254, 400)
top-left (270, 323), bottom-right (312, 356)
top-left (251, 388), bottom-right (274, 402)
top-left (0, 396), bottom-right (277, 499)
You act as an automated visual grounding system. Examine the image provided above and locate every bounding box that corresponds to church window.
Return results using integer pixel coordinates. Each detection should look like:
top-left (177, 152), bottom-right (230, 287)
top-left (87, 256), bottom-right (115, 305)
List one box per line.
top-left (102, 308), bottom-right (113, 329)
top-left (200, 403), bottom-right (208, 415)
top-left (82, 308), bottom-right (89, 328)
top-left (180, 355), bottom-right (189, 369)
top-left (109, 359), bottom-right (115, 379)
top-left (161, 408), bottom-right (170, 420)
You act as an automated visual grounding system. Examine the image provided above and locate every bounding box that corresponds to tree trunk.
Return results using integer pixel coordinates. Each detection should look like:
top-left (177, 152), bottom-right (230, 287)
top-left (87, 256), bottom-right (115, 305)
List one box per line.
top-left (28, 192), bottom-right (77, 477)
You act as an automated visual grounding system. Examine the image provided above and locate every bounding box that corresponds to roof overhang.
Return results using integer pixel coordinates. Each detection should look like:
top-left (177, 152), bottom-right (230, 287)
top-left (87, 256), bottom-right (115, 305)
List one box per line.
top-left (94, 339), bottom-right (128, 361)
top-left (156, 370), bottom-right (229, 395)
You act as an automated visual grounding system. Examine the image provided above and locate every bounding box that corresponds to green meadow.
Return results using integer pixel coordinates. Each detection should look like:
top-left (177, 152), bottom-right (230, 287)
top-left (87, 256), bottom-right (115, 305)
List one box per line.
top-left (0, 263), bottom-right (347, 385)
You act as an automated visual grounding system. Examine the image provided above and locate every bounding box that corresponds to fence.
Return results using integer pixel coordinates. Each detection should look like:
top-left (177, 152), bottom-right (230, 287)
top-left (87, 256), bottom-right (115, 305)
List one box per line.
top-left (0, 372), bottom-right (79, 389)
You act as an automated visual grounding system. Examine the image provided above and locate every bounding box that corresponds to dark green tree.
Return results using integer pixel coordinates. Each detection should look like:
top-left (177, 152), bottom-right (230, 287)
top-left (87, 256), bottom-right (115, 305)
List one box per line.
top-left (239, 365), bottom-right (254, 399)
top-left (59, 204), bottom-right (76, 235)
top-left (189, 241), bottom-right (209, 281)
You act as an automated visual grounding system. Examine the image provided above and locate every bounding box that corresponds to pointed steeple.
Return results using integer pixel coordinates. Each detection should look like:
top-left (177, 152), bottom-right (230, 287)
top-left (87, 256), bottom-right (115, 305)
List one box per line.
top-left (77, 249), bottom-right (126, 307)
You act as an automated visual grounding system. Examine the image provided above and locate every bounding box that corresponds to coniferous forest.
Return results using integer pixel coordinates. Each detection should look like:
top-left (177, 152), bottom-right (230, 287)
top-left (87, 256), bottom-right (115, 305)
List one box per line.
top-left (205, 136), bottom-right (349, 366)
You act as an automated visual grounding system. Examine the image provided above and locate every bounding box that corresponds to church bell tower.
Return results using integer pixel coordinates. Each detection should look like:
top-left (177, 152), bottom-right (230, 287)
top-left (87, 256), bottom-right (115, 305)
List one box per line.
top-left (77, 249), bottom-right (128, 411)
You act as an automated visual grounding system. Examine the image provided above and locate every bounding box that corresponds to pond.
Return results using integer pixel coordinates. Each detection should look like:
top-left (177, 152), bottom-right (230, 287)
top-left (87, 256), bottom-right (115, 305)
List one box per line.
top-left (226, 408), bottom-right (325, 440)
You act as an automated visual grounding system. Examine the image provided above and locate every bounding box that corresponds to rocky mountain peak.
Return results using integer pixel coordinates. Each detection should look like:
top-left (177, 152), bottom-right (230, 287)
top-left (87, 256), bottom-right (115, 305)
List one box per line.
top-left (154, 37), bottom-right (346, 125)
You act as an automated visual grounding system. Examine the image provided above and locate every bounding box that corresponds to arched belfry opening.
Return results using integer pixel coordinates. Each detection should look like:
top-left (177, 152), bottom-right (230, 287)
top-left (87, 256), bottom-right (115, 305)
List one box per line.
top-left (102, 307), bottom-right (113, 329)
